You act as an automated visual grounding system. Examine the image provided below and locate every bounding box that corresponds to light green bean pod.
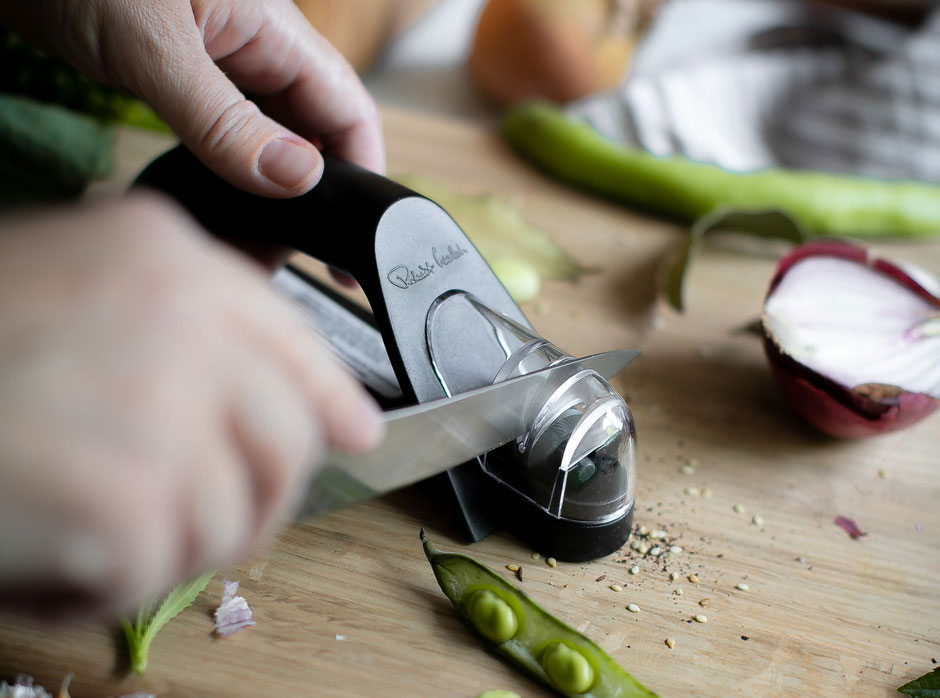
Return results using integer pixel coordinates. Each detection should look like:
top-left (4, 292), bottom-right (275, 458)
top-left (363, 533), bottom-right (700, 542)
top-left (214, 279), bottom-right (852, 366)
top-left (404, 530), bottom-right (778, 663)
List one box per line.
top-left (420, 530), bottom-right (659, 698)
top-left (502, 101), bottom-right (940, 239)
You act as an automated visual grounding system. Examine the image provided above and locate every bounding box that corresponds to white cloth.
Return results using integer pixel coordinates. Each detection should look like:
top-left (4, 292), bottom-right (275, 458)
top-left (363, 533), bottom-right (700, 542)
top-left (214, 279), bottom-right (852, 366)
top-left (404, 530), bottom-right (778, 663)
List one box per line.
top-left (569, 0), bottom-right (940, 181)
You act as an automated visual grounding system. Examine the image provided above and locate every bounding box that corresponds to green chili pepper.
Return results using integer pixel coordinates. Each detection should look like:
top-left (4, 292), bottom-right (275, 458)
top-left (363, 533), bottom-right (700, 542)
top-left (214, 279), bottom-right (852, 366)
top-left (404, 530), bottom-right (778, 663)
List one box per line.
top-left (420, 530), bottom-right (659, 698)
top-left (502, 101), bottom-right (940, 239)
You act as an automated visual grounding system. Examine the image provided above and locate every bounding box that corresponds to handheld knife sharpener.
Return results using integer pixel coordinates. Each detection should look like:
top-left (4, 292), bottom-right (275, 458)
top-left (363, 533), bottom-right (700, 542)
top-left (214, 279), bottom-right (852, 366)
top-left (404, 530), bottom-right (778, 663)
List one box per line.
top-left (135, 146), bottom-right (637, 561)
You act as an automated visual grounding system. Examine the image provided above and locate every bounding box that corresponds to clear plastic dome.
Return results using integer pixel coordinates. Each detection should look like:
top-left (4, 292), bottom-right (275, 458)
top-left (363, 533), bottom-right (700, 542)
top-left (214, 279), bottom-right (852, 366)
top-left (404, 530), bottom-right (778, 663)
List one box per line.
top-left (426, 291), bottom-right (636, 524)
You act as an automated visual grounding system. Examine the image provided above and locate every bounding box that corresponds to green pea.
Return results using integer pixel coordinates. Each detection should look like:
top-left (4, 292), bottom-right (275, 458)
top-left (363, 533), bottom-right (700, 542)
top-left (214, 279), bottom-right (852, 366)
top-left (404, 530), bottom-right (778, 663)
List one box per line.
top-left (542, 642), bottom-right (595, 694)
top-left (503, 101), bottom-right (940, 240)
top-left (420, 529), bottom-right (658, 698)
top-left (467, 589), bottom-right (519, 644)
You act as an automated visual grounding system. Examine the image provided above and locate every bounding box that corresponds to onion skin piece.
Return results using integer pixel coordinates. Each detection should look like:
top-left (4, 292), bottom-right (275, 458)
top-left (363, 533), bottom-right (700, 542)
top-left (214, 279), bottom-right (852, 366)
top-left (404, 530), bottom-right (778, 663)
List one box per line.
top-left (762, 241), bottom-right (940, 438)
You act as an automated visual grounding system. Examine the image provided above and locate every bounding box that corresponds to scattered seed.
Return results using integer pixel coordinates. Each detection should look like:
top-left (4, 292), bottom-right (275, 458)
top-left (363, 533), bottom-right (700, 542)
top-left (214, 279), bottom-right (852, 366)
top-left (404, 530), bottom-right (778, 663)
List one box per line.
top-left (795, 557), bottom-right (806, 564)
top-left (674, 588), bottom-right (684, 596)
top-left (651, 529), bottom-right (667, 540)
top-left (688, 573), bottom-right (700, 584)
top-left (630, 539), bottom-right (641, 551)
top-left (595, 574), bottom-right (607, 582)
top-left (670, 571), bottom-right (680, 581)
top-left (547, 557), bottom-right (557, 568)
top-left (733, 504), bottom-right (746, 514)
top-left (700, 487), bottom-right (713, 499)
top-left (627, 603), bottom-right (640, 613)
top-left (687, 458), bottom-right (699, 467)
top-left (335, 634), bottom-right (345, 641)
top-left (736, 583), bottom-right (750, 591)
top-left (531, 552), bottom-right (541, 560)
top-left (699, 598), bottom-right (710, 607)
top-left (638, 543), bottom-right (651, 555)
top-left (563, 583), bottom-right (569, 588)
top-left (694, 615), bottom-right (708, 623)
top-left (506, 564), bottom-right (520, 572)
top-left (649, 546), bottom-right (662, 556)
top-left (877, 469), bottom-right (890, 480)
top-left (684, 486), bottom-right (700, 496)
top-left (679, 464), bottom-right (696, 476)
top-left (638, 525), bottom-right (650, 536)
top-left (665, 638), bottom-right (676, 649)
top-left (610, 584), bottom-right (623, 592)
top-left (669, 545), bottom-right (683, 554)
top-left (752, 514), bottom-right (764, 527)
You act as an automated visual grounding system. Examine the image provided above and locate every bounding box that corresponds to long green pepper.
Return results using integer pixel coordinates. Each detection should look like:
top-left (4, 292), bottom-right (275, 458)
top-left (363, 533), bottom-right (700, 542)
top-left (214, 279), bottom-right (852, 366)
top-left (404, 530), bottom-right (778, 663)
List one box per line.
top-left (420, 530), bottom-right (659, 698)
top-left (503, 101), bottom-right (940, 239)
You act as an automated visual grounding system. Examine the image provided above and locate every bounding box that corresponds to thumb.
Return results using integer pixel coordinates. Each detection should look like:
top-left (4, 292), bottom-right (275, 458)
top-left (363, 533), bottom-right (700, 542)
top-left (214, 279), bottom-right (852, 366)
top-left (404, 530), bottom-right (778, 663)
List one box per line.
top-left (142, 41), bottom-right (323, 197)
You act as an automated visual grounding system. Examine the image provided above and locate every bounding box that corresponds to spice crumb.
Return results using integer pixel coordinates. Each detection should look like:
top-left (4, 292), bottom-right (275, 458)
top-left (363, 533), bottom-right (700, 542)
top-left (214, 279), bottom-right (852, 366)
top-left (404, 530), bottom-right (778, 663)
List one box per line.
top-left (638, 525), bottom-right (650, 536)
top-left (506, 564), bottom-right (520, 572)
top-left (679, 464), bottom-right (696, 476)
top-left (684, 486), bottom-right (700, 496)
top-left (335, 634), bottom-right (345, 641)
top-left (630, 565), bottom-right (640, 575)
top-left (665, 638), bottom-right (676, 649)
top-left (693, 615), bottom-right (708, 623)
top-left (610, 584), bottom-right (624, 592)
top-left (752, 514), bottom-right (764, 527)
top-left (688, 573), bottom-right (700, 584)
top-left (733, 504), bottom-right (746, 514)
top-left (699, 598), bottom-right (710, 607)
top-left (700, 487), bottom-right (713, 499)
top-left (736, 583), bottom-right (750, 591)
top-left (627, 603), bottom-right (640, 613)
top-left (674, 588), bottom-right (684, 596)
top-left (547, 557), bottom-right (557, 568)
top-left (670, 571), bottom-right (680, 582)
top-left (595, 574), bottom-right (607, 582)
top-left (741, 635), bottom-right (749, 641)
top-left (877, 469), bottom-right (890, 480)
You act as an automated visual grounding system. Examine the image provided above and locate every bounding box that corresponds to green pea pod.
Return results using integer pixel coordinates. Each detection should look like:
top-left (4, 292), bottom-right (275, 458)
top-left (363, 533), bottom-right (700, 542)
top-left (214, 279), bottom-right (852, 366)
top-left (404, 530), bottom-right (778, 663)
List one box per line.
top-left (420, 530), bottom-right (659, 698)
top-left (503, 101), bottom-right (940, 239)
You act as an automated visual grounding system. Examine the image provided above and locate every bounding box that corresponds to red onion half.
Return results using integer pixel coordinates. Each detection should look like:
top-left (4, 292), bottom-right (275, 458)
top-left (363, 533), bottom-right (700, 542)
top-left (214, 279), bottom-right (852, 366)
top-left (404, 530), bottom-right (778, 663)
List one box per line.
top-left (761, 241), bottom-right (940, 438)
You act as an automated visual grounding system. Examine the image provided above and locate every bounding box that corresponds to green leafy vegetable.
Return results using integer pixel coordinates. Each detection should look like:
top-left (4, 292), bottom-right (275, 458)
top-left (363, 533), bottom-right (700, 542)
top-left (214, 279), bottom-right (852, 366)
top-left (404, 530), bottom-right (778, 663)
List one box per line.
top-left (898, 667), bottom-right (940, 697)
top-left (0, 94), bottom-right (115, 209)
top-left (396, 174), bottom-right (587, 301)
top-left (122, 570), bottom-right (215, 675)
top-left (1, 27), bottom-right (168, 131)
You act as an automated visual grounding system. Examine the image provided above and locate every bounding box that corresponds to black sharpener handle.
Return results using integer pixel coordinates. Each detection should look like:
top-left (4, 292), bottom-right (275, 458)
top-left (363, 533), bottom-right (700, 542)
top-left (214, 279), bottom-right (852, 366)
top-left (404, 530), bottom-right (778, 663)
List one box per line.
top-left (134, 144), bottom-right (415, 282)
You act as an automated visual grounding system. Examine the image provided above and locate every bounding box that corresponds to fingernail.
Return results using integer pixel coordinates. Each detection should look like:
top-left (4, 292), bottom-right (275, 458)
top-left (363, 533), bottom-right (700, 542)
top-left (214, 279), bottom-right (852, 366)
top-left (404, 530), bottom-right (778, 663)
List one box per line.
top-left (258, 138), bottom-right (321, 191)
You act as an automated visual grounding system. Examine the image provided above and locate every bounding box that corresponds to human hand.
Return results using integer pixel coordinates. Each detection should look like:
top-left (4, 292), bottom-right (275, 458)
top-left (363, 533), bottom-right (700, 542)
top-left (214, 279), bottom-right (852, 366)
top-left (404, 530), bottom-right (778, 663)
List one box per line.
top-left (3, 0), bottom-right (385, 196)
top-left (0, 195), bottom-right (383, 619)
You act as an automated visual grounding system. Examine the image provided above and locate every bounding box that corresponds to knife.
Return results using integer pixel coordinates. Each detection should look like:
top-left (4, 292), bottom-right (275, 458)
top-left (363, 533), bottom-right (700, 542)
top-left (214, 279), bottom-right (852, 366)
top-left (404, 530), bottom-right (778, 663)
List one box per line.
top-left (298, 348), bottom-right (639, 518)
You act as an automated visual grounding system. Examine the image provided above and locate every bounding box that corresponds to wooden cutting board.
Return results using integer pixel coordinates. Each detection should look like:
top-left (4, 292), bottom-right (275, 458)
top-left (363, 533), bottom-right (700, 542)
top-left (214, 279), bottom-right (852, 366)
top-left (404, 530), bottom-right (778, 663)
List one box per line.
top-left (1, 107), bottom-right (938, 697)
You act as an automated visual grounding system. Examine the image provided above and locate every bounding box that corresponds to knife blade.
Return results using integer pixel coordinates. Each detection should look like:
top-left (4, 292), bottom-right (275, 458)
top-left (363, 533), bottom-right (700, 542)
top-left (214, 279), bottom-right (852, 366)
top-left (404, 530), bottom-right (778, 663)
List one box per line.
top-left (297, 348), bottom-right (639, 519)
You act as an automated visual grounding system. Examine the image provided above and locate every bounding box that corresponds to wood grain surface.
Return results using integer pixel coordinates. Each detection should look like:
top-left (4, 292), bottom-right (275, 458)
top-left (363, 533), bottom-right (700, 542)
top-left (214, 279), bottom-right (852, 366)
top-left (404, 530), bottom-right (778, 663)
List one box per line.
top-left (1, 107), bottom-right (938, 697)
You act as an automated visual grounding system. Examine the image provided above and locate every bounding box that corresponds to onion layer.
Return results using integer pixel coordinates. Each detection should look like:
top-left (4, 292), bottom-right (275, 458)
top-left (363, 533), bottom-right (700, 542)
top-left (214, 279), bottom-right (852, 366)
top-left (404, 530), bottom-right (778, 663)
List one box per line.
top-left (761, 241), bottom-right (940, 438)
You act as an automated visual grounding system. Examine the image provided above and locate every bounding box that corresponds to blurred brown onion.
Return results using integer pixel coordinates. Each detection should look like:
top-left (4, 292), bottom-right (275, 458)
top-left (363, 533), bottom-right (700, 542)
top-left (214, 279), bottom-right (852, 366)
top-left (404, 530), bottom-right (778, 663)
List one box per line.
top-left (469, 0), bottom-right (657, 106)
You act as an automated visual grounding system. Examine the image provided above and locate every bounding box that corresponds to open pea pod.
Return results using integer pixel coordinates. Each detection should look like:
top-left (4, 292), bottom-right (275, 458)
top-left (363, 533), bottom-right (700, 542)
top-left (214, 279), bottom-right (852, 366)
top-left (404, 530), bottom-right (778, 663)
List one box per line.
top-left (420, 531), bottom-right (659, 698)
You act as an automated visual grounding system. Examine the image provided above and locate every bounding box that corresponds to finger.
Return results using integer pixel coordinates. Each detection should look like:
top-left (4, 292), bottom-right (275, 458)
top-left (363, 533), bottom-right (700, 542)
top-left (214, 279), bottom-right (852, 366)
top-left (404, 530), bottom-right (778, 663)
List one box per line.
top-left (200, 241), bottom-right (384, 453)
top-left (226, 348), bottom-right (321, 541)
top-left (127, 5), bottom-right (324, 197)
top-left (199, 0), bottom-right (386, 174)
